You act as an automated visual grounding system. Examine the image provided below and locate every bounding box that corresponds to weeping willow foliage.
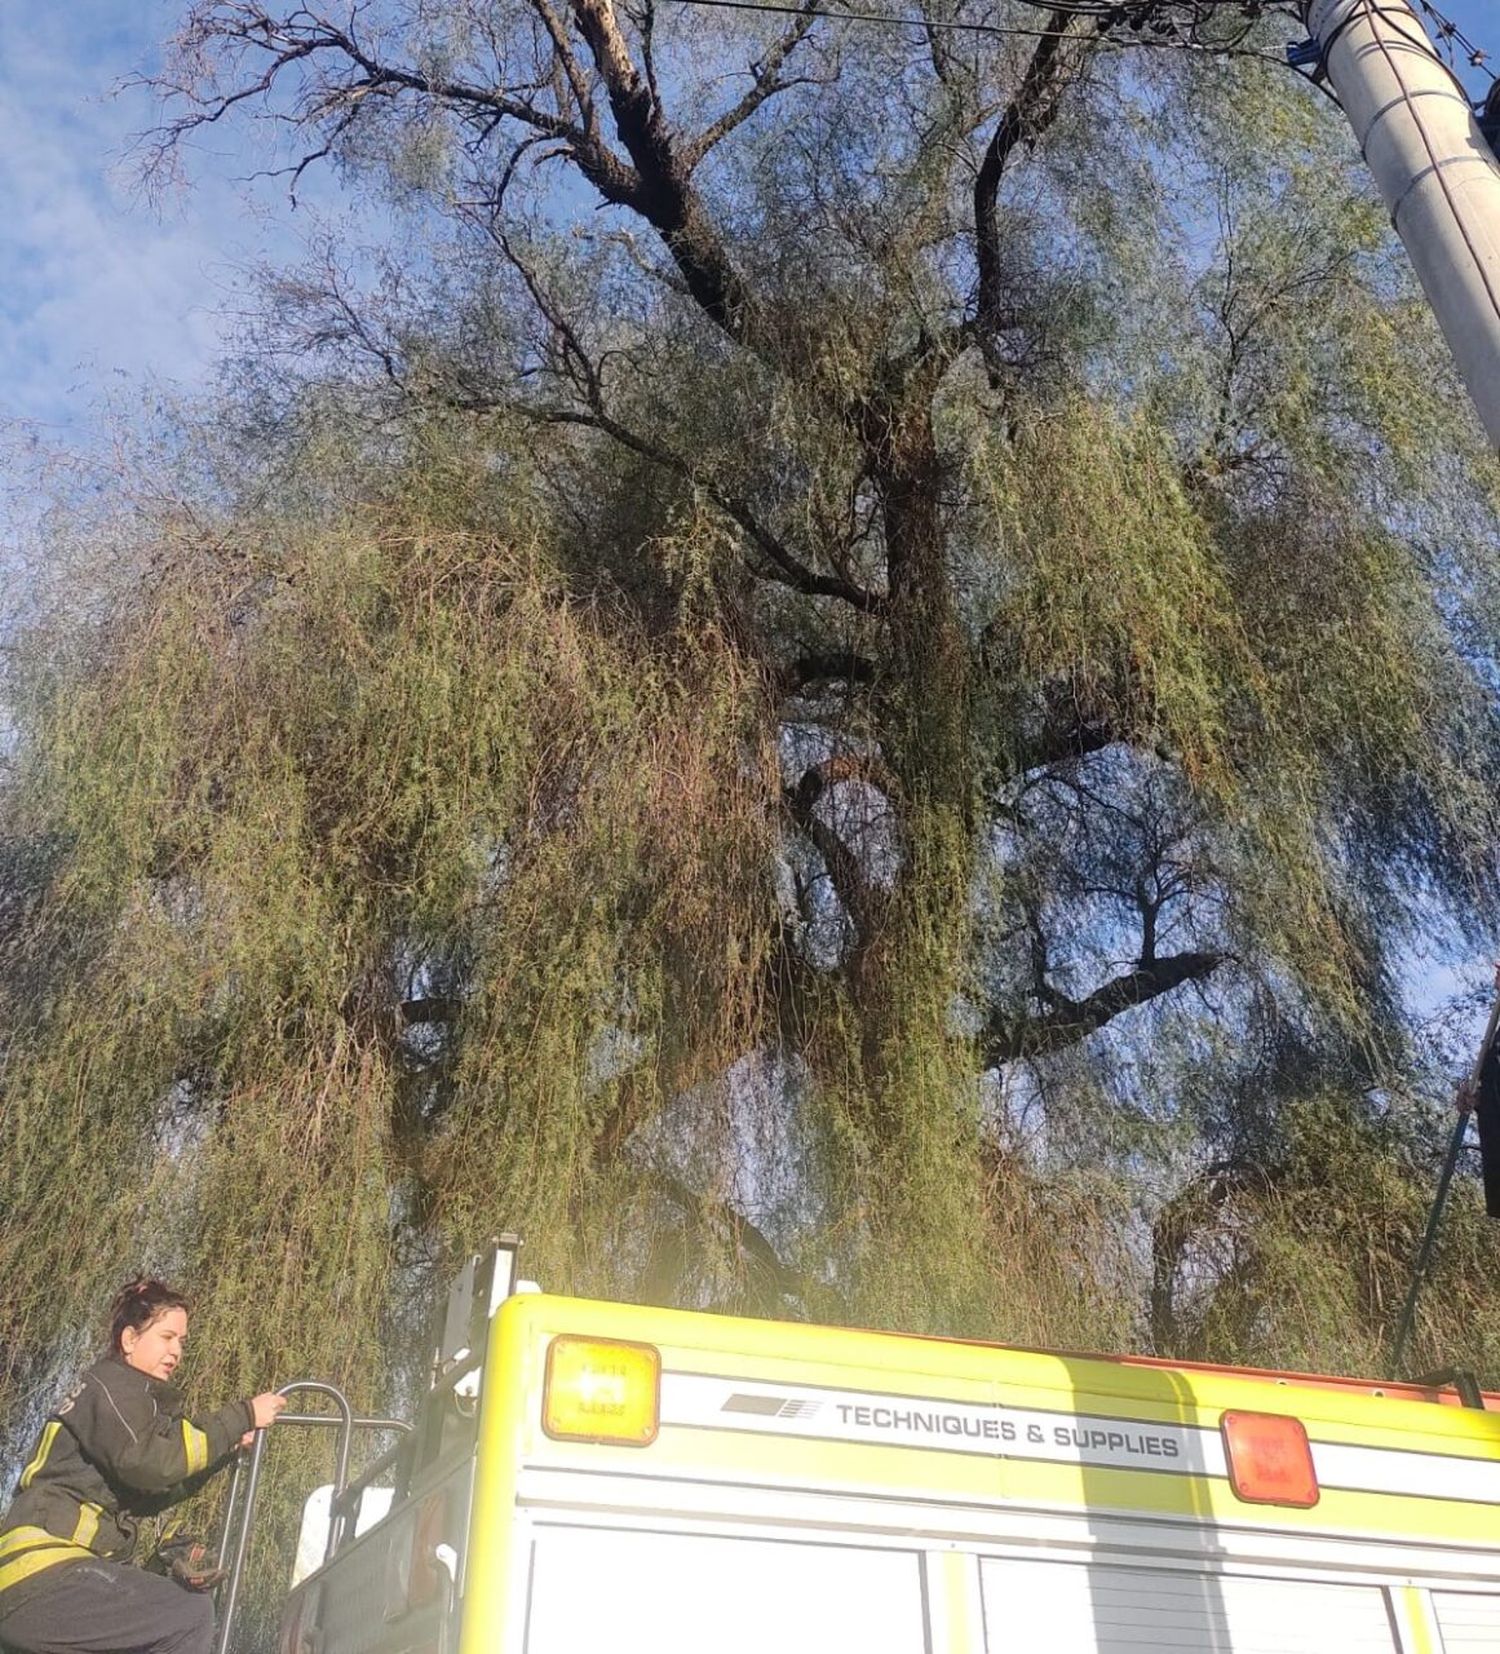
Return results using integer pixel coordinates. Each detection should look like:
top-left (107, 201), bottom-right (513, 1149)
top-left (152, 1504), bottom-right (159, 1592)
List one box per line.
top-left (1, 404), bottom-right (1498, 1647)
top-left (1157, 1091), bottom-right (1500, 1381)
top-left (6, 10), bottom-right (1500, 1639)
top-left (973, 398), bottom-right (1497, 1019)
top-left (1, 471), bottom-right (759, 1371)
top-left (0, 446), bottom-right (1131, 1375)
top-left (3, 396), bottom-right (1495, 1403)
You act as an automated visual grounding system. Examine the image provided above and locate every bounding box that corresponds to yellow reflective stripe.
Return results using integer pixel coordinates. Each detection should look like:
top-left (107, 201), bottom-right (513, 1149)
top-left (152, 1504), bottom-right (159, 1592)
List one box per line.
top-left (0, 1542), bottom-right (89, 1594)
top-left (0, 1527), bottom-right (57, 1560)
top-left (1400, 1585), bottom-right (1438, 1654)
top-left (18, 1422), bottom-right (59, 1491)
top-left (0, 1528), bottom-right (90, 1594)
top-left (70, 1503), bottom-right (102, 1549)
top-left (181, 1420), bottom-right (209, 1476)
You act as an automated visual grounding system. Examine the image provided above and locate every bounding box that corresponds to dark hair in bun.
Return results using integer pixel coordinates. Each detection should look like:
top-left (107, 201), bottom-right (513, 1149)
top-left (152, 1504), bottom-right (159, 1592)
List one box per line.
top-left (108, 1279), bottom-right (190, 1355)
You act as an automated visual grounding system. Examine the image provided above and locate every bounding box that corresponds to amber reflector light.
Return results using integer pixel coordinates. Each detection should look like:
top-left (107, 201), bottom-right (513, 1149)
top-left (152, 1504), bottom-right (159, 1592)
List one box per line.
top-left (543, 1336), bottom-right (660, 1446)
top-left (1221, 1410), bottom-right (1319, 1508)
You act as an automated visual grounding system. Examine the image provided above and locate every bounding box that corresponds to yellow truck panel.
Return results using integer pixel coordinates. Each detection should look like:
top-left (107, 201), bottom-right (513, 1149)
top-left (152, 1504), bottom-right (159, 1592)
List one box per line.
top-left (280, 1285), bottom-right (1500, 1654)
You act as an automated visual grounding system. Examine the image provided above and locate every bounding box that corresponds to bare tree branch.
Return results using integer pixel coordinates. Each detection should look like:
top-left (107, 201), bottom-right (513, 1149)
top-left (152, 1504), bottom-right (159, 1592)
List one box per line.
top-left (652, 1171), bottom-right (801, 1303)
top-left (565, 0), bottom-right (759, 338)
top-left (145, 4), bottom-right (585, 167)
top-left (504, 236), bottom-right (876, 605)
top-left (400, 996), bottom-right (458, 1025)
top-left (784, 754), bottom-right (898, 946)
top-left (156, 3), bottom-right (770, 350)
top-left (527, 0), bottom-right (602, 140)
top-left (541, 407), bottom-right (884, 609)
top-left (681, 0), bottom-right (823, 169)
top-left (972, 9), bottom-right (1094, 353)
top-left (984, 947), bottom-right (1227, 1065)
top-left (780, 652), bottom-right (877, 695)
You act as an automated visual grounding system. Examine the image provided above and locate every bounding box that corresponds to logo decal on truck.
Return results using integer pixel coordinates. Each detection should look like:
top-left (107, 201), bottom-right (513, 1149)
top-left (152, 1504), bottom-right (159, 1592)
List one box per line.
top-left (722, 1394), bottom-right (824, 1420)
top-left (661, 1374), bottom-right (1500, 1506)
top-left (676, 1373), bottom-right (1215, 1476)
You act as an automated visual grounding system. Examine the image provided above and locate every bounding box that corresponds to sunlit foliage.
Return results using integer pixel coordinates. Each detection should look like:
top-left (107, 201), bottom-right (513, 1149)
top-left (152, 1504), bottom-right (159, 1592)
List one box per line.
top-left (3, 14), bottom-right (1500, 1635)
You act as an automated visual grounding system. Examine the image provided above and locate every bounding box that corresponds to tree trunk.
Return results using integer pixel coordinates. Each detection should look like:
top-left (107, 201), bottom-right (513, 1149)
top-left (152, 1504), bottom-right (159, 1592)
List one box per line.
top-left (851, 404), bottom-right (974, 1140)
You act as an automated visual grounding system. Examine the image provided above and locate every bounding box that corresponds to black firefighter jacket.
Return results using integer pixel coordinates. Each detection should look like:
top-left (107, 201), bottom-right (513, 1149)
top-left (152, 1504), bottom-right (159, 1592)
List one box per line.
top-left (0, 1355), bottom-right (252, 1609)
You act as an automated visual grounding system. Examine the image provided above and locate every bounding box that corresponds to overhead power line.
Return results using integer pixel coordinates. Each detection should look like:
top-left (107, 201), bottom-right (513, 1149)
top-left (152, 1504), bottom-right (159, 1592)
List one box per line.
top-left (656, 0), bottom-right (1100, 37)
top-left (655, 0), bottom-right (1274, 53)
top-left (1409, 0), bottom-right (1495, 82)
top-left (654, 0), bottom-right (1495, 97)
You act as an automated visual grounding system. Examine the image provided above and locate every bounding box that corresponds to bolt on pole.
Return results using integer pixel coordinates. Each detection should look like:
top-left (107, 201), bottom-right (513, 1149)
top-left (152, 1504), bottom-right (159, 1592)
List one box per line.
top-left (1304, 0), bottom-right (1500, 451)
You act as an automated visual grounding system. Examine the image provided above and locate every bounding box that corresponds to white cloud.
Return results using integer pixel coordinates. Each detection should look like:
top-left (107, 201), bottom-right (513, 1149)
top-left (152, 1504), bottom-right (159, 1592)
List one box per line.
top-left (0, 1), bottom-right (322, 433)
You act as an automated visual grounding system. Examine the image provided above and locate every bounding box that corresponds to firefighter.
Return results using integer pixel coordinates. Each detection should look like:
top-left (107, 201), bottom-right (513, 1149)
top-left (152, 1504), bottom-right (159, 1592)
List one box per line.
top-left (0, 1280), bottom-right (286, 1654)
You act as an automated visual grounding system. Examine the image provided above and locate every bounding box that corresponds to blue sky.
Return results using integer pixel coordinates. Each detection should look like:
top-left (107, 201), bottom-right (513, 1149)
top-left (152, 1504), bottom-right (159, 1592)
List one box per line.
top-left (0, 2), bottom-right (255, 433)
top-left (1, 1), bottom-right (1495, 437)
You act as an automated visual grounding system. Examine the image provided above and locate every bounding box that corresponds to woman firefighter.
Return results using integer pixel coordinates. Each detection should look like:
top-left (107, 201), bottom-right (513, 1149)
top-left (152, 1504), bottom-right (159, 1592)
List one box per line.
top-left (0, 1280), bottom-right (286, 1654)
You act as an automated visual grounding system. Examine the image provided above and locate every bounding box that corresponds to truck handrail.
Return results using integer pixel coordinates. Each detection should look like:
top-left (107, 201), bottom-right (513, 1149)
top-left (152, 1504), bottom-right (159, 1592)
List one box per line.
top-left (214, 1381), bottom-right (411, 1654)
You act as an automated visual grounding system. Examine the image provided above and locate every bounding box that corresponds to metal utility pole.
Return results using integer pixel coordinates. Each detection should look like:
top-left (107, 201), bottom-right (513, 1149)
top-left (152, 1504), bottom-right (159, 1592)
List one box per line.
top-left (1302, 0), bottom-right (1500, 450)
top-left (1387, 973), bottom-right (1500, 1378)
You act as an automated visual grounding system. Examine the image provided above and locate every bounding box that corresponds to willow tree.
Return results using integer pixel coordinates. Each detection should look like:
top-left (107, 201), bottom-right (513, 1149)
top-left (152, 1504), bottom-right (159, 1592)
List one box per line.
top-left (4, 0), bottom-right (1500, 1488)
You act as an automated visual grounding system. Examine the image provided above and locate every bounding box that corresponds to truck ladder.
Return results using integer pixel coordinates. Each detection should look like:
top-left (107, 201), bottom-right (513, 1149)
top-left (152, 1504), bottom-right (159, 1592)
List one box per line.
top-left (214, 1381), bottom-right (410, 1654)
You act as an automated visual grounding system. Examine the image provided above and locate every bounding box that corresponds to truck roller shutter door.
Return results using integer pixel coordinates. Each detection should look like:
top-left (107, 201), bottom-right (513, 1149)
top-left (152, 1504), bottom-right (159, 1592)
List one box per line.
top-left (1432, 1591), bottom-right (1500, 1652)
top-left (978, 1558), bottom-right (1401, 1653)
top-left (524, 1526), bottom-right (928, 1654)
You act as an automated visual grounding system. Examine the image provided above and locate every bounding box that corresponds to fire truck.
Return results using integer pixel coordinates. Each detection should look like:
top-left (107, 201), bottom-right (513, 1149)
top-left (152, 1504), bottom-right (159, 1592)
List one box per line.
top-left (215, 1237), bottom-right (1500, 1654)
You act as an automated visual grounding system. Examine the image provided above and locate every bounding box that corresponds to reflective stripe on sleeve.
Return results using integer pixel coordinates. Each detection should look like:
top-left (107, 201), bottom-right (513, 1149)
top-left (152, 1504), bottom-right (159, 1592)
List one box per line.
top-left (182, 1420), bottom-right (210, 1476)
top-left (17, 1422), bottom-right (60, 1491)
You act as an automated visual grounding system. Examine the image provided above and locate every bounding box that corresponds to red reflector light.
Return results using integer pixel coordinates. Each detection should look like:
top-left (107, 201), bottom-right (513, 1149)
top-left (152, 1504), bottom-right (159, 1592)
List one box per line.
top-left (1221, 1411), bottom-right (1319, 1507)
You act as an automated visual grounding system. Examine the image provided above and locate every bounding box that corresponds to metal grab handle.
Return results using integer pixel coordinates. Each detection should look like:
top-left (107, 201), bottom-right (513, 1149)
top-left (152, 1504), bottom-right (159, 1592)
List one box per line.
top-left (214, 1380), bottom-right (353, 1654)
top-left (279, 1411), bottom-right (410, 1431)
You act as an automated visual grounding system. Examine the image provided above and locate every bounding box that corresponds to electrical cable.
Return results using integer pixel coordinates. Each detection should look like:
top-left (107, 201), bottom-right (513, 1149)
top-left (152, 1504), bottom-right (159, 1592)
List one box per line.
top-left (655, 0), bottom-right (1084, 38)
top-left (654, 0), bottom-right (1274, 53)
top-left (650, 0), bottom-right (1495, 107)
top-left (1313, 2), bottom-right (1496, 100)
top-left (1409, 0), bottom-right (1495, 84)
